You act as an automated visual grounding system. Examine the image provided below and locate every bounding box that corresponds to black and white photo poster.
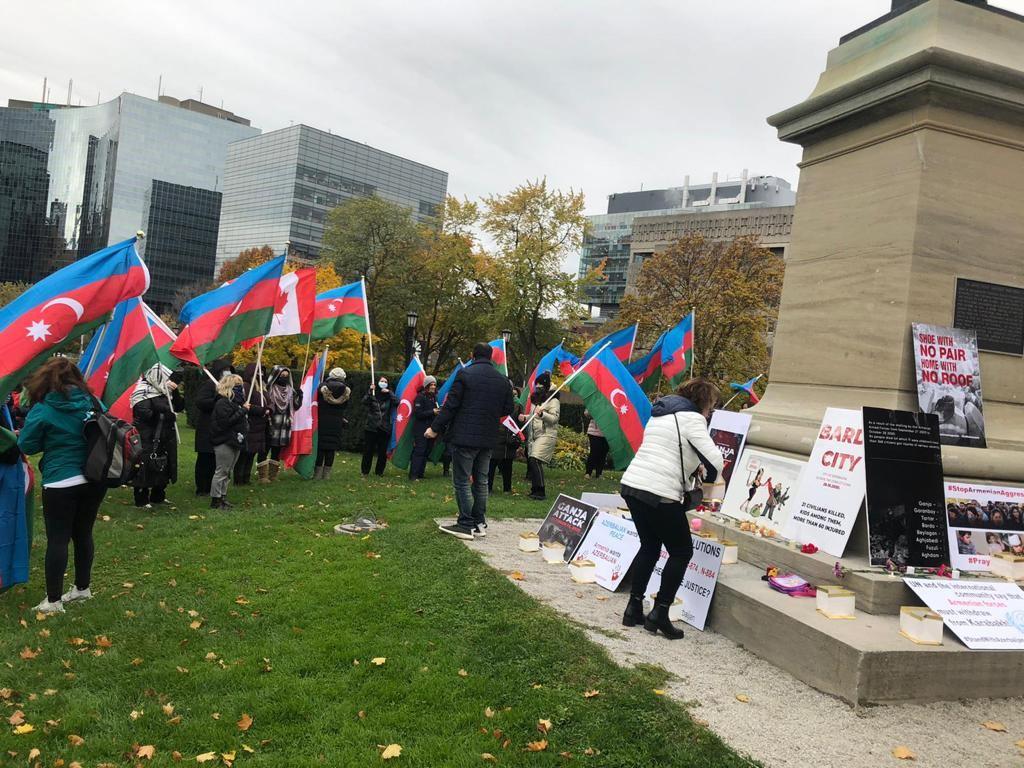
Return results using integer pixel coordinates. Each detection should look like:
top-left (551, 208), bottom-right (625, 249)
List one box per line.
top-left (863, 408), bottom-right (948, 568)
top-left (537, 495), bottom-right (598, 562)
top-left (912, 323), bottom-right (986, 448)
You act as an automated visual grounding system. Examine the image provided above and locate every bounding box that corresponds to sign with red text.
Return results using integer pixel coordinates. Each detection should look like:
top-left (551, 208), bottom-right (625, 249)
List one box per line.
top-left (644, 536), bottom-right (725, 631)
top-left (904, 578), bottom-right (1024, 650)
top-left (912, 323), bottom-right (986, 448)
top-left (945, 481), bottom-right (1024, 573)
top-left (537, 494), bottom-right (598, 562)
top-left (571, 512), bottom-right (643, 591)
top-left (783, 408), bottom-right (865, 557)
top-left (708, 409), bottom-right (752, 490)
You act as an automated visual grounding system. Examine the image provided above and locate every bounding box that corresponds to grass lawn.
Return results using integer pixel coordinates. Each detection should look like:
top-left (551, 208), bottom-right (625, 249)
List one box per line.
top-left (1, 427), bottom-right (755, 767)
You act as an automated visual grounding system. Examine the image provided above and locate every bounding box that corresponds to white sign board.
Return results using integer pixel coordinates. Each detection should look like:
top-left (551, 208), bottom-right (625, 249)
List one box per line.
top-left (708, 409), bottom-right (752, 491)
top-left (571, 512), bottom-right (643, 592)
top-left (580, 493), bottom-right (628, 515)
top-left (944, 481), bottom-right (1024, 573)
top-left (783, 408), bottom-right (865, 557)
top-left (720, 448), bottom-right (805, 533)
top-left (904, 578), bottom-right (1024, 650)
top-left (644, 536), bottom-right (725, 631)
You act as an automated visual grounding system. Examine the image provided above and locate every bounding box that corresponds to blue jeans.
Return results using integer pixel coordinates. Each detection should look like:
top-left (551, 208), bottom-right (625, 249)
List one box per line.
top-left (452, 445), bottom-right (492, 529)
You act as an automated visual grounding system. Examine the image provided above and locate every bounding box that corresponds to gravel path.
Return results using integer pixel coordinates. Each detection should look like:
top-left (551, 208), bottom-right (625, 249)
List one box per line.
top-left (458, 518), bottom-right (1024, 768)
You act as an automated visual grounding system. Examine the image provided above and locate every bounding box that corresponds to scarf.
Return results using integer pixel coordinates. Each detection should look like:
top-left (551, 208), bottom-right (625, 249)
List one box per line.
top-left (130, 364), bottom-right (172, 408)
top-left (266, 365), bottom-right (294, 413)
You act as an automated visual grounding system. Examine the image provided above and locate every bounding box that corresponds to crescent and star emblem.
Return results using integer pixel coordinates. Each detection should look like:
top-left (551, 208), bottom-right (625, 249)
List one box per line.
top-left (609, 388), bottom-right (629, 415)
top-left (26, 297), bottom-right (86, 342)
top-left (396, 399), bottom-right (413, 423)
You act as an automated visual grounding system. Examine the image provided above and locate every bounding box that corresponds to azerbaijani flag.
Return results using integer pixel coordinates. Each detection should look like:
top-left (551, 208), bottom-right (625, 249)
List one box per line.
top-left (171, 255), bottom-right (286, 366)
top-left (387, 357), bottom-right (426, 470)
top-left (79, 298), bottom-right (159, 421)
top-left (429, 361), bottom-right (464, 463)
top-left (520, 343), bottom-right (579, 413)
top-left (0, 237), bottom-right (149, 400)
top-left (580, 324), bottom-right (637, 366)
top-left (307, 280), bottom-right (369, 341)
top-left (488, 338), bottom-right (508, 376)
top-left (568, 346), bottom-right (652, 470)
top-left (729, 375), bottom-right (763, 405)
top-left (143, 302), bottom-right (179, 370)
top-left (281, 351), bottom-right (327, 479)
top-left (661, 311), bottom-right (695, 388)
top-left (627, 330), bottom-right (666, 388)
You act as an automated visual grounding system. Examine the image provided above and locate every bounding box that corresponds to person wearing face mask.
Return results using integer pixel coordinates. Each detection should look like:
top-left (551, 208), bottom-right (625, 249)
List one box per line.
top-left (362, 377), bottom-right (398, 477)
top-left (260, 365), bottom-right (303, 482)
top-left (618, 378), bottom-right (724, 640)
top-left (130, 364), bottom-right (184, 508)
top-left (209, 374), bottom-right (250, 509)
top-left (525, 372), bottom-right (560, 501)
top-left (315, 368), bottom-right (350, 480)
top-left (409, 376), bottom-right (438, 481)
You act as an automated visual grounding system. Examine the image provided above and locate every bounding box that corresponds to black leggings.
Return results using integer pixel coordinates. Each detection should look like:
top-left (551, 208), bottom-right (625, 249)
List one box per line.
top-left (41, 484), bottom-right (106, 602)
top-left (316, 449), bottom-right (336, 468)
top-left (235, 451), bottom-right (255, 484)
top-left (257, 446), bottom-right (283, 462)
top-left (488, 456), bottom-right (513, 492)
top-left (195, 451), bottom-right (215, 495)
top-left (586, 435), bottom-right (609, 477)
top-left (527, 457), bottom-right (545, 495)
top-left (624, 494), bottom-right (694, 606)
top-left (361, 430), bottom-right (388, 476)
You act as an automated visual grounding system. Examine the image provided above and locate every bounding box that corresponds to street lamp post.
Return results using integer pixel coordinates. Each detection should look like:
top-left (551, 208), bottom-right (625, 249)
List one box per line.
top-left (405, 310), bottom-right (419, 365)
top-left (501, 328), bottom-right (512, 344)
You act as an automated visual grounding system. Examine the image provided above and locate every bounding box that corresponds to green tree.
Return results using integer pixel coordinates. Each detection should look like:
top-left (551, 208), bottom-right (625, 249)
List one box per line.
top-left (474, 179), bottom-right (588, 379)
top-left (616, 234), bottom-right (783, 390)
top-left (217, 245), bottom-right (276, 284)
top-left (0, 282), bottom-right (30, 309)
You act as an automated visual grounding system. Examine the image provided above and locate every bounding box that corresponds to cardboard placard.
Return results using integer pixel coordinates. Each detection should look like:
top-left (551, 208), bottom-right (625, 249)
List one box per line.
top-left (708, 409), bottom-right (752, 490)
top-left (720, 448), bottom-right (805, 532)
top-left (945, 481), bottom-right (1024, 572)
top-left (644, 536), bottom-right (725, 631)
top-left (580, 492), bottom-right (628, 515)
top-left (783, 408), bottom-right (865, 557)
top-left (537, 494), bottom-right (598, 562)
top-left (912, 323), bottom-right (986, 448)
top-left (904, 578), bottom-right (1024, 650)
top-left (571, 511), bottom-right (643, 592)
top-left (863, 408), bottom-right (948, 568)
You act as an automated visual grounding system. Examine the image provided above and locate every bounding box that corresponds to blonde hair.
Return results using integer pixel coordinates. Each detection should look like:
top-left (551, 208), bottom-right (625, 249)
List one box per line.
top-left (217, 373), bottom-right (243, 398)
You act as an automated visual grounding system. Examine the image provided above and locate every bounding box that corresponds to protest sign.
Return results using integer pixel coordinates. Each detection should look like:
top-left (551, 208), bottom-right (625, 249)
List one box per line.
top-left (644, 536), bottom-right (725, 631)
top-left (571, 512), bottom-right (643, 592)
top-left (904, 578), bottom-right (1024, 650)
top-left (580, 492), bottom-right (628, 514)
top-left (720, 448), bottom-right (805, 532)
top-left (912, 323), bottom-right (986, 448)
top-left (863, 408), bottom-right (948, 568)
top-left (944, 481), bottom-right (1024, 573)
top-left (783, 408), bottom-right (865, 557)
top-left (708, 409), bottom-right (752, 489)
top-left (537, 494), bottom-right (598, 562)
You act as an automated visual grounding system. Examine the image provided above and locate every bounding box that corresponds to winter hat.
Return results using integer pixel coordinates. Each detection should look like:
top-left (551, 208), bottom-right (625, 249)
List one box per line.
top-left (328, 367), bottom-right (346, 381)
top-left (535, 372), bottom-right (552, 390)
top-left (422, 375), bottom-right (437, 388)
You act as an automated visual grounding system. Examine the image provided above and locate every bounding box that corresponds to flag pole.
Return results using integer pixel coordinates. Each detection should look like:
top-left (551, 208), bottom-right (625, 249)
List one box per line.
top-left (627, 323), bottom-right (638, 363)
top-left (361, 276), bottom-right (376, 390)
top-left (300, 334), bottom-right (313, 378)
top-left (520, 341), bottom-right (611, 434)
top-left (82, 320), bottom-right (111, 383)
top-left (689, 308), bottom-right (697, 378)
top-left (247, 337), bottom-right (266, 404)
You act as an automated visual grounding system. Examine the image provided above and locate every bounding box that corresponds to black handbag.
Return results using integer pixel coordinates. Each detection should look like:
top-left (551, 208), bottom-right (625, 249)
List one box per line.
top-left (673, 414), bottom-right (704, 512)
top-left (141, 414), bottom-right (169, 486)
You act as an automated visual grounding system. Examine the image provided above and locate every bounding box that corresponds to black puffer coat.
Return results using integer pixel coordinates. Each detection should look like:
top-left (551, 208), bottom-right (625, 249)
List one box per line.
top-left (318, 379), bottom-right (351, 451)
top-left (430, 358), bottom-right (514, 449)
top-left (241, 364), bottom-right (271, 454)
top-left (412, 390), bottom-right (438, 442)
top-left (194, 359), bottom-right (233, 453)
top-left (132, 388), bottom-right (184, 486)
top-left (363, 389), bottom-right (398, 433)
top-left (210, 396), bottom-right (248, 448)
top-left (493, 399), bottom-right (523, 460)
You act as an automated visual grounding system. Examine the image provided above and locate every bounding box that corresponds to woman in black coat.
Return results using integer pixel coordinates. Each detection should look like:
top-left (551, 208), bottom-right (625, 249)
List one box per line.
top-left (361, 377), bottom-right (399, 477)
top-left (237, 363), bottom-right (272, 485)
top-left (209, 374), bottom-right (249, 509)
top-left (489, 386), bottom-right (522, 493)
top-left (193, 358), bottom-right (233, 495)
top-left (131, 365), bottom-right (184, 508)
top-left (409, 376), bottom-right (438, 480)
top-left (315, 367), bottom-right (350, 480)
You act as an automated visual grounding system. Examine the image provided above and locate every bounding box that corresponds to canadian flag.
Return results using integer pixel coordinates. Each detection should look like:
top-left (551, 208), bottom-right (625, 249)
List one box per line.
top-left (502, 414), bottom-right (525, 441)
top-left (267, 268), bottom-right (317, 339)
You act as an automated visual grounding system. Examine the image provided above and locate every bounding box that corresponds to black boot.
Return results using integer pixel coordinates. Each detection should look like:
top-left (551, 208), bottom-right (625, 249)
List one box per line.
top-left (220, 497), bottom-right (234, 509)
top-left (644, 604), bottom-right (685, 640)
top-left (622, 596), bottom-right (645, 627)
top-left (210, 497), bottom-right (221, 509)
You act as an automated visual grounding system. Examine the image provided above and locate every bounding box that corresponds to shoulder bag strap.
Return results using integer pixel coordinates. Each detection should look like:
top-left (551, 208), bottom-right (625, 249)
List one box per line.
top-left (673, 413), bottom-right (689, 493)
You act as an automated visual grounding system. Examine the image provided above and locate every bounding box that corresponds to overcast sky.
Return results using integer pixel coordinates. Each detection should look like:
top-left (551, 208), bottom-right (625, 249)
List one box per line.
top-left (4, 0), bottom-right (1024, 217)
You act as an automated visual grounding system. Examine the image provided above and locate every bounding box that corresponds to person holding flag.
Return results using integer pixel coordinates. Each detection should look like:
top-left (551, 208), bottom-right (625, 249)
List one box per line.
top-left (314, 368), bottom-right (351, 481)
top-left (262, 365), bottom-right (303, 483)
top-left (409, 376), bottom-right (439, 481)
top-left (618, 378), bottom-right (724, 640)
top-left (130, 364), bottom-right (184, 508)
top-left (362, 378), bottom-right (398, 477)
top-left (427, 343), bottom-right (514, 540)
top-left (525, 372), bottom-right (560, 501)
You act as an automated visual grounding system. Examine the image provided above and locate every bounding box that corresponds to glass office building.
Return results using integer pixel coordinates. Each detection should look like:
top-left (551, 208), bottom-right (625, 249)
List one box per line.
top-left (215, 125), bottom-right (448, 270)
top-left (0, 93), bottom-right (258, 307)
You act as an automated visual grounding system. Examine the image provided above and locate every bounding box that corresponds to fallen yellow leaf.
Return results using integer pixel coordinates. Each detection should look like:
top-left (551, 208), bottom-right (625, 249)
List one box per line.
top-left (221, 751), bottom-right (236, 762)
top-left (508, 571), bottom-right (525, 581)
top-left (131, 658), bottom-right (144, 667)
top-left (196, 752), bottom-right (218, 763)
top-left (167, 715), bottom-right (182, 725)
top-left (28, 748), bottom-right (41, 760)
top-left (537, 719), bottom-right (552, 734)
top-left (95, 635), bottom-right (113, 648)
top-left (981, 721), bottom-right (1007, 732)
top-left (68, 734), bottom-right (85, 746)
top-left (1016, 738), bottom-right (1024, 750)
top-left (381, 743), bottom-right (402, 759)
top-left (189, 620), bottom-right (203, 630)
top-left (13, 723), bottom-right (34, 735)
top-left (735, 694), bottom-right (750, 703)
top-left (235, 596), bottom-right (250, 605)
top-left (458, 669), bottom-right (469, 677)
top-left (19, 647), bottom-right (38, 660)
top-left (371, 657), bottom-right (387, 666)
top-left (237, 713), bottom-right (253, 732)
top-left (526, 739), bottom-right (548, 752)
top-left (241, 745), bottom-right (255, 754)
top-left (652, 689), bottom-right (666, 696)
top-left (484, 707), bottom-right (495, 719)
top-left (130, 710), bottom-right (143, 720)
top-left (583, 689), bottom-right (600, 698)
top-left (481, 755), bottom-right (497, 763)
top-left (162, 703), bottom-right (175, 716)
top-left (136, 744), bottom-right (155, 759)
top-left (8, 710), bottom-right (24, 725)
top-left (211, 712), bottom-right (220, 720)
top-left (892, 746), bottom-right (915, 760)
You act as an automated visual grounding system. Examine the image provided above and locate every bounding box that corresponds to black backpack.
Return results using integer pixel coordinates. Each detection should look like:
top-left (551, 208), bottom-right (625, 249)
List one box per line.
top-left (83, 399), bottom-right (144, 488)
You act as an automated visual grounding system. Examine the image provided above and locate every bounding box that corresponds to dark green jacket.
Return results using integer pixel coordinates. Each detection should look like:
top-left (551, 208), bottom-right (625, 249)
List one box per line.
top-left (18, 387), bottom-right (93, 486)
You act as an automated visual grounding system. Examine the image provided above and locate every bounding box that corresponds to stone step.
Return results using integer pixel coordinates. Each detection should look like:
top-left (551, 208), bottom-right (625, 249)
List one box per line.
top-left (710, 558), bottom-right (1024, 705)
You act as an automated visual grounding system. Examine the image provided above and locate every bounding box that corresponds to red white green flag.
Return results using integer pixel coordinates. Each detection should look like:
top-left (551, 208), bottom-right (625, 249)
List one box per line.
top-left (387, 357), bottom-right (426, 470)
top-left (306, 280), bottom-right (369, 341)
top-left (661, 311), bottom-right (695, 388)
top-left (142, 302), bottom-right (179, 370)
top-left (281, 351), bottom-right (327, 479)
top-left (488, 338), bottom-right (508, 376)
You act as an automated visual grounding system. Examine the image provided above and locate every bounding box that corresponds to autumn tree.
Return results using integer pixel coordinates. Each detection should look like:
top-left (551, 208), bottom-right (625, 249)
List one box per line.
top-left (217, 245), bottom-right (276, 284)
top-left (616, 234), bottom-right (784, 388)
top-left (0, 282), bottom-right (29, 309)
top-left (475, 179), bottom-right (588, 379)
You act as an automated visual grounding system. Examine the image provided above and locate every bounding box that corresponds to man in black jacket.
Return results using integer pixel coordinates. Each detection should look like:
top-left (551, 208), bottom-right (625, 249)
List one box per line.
top-left (427, 343), bottom-right (514, 539)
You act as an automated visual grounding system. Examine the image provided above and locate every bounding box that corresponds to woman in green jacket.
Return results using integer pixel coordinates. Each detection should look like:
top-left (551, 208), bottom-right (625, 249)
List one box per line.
top-left (18, 358), bottom-right (106, 615)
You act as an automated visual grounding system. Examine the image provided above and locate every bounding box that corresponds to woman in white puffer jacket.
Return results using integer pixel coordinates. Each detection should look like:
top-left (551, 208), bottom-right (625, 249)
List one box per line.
top-left (619, 378), bottom-right (724, 640)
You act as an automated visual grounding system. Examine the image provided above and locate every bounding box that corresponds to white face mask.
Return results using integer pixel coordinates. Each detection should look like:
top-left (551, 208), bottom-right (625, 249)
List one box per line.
top-left (378, 380), bottom-right (388, 390)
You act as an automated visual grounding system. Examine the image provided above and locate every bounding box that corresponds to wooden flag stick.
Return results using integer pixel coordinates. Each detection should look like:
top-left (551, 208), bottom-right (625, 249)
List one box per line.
top-left (362, 276), bottom-right (377, 390)
top-left (519, 341), bottom-right (611, 434)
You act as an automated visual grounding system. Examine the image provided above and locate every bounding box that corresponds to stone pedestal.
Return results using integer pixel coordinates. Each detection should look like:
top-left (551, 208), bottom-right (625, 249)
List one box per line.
top-left (753, 0), bottom-right (1024, 482)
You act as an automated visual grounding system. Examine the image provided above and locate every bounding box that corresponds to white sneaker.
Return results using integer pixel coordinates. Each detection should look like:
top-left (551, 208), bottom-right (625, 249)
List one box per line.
top-left (474, 524), bottom-right (488, 537)
top-left (61, 586), bottom-right (92, 603)
top-left (33, 597), bottom-right (64, 614)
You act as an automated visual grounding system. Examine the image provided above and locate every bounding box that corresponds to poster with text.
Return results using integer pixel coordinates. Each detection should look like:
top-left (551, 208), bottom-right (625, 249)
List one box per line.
top-left (912, 323), bottom-right (986, 448)
top-left (709, 409), bottom-right (752, 490)
top-left (537, 494), bottom-right (598, 562)
top-left (720, 448), bottom-right (805, 533)
top-left (904, 578), bottom-right (1024, 650)
top-left (645, 536), bottom-right (725, 631)
top-left (945, 481), bottom-right (1024, 573)
top-left (580, 492), bottom-right (628, 515)
top-left (863, 408), bottom-right (948, 568)
top-left (571, 512), bottom-right (643, 591)
top-left (783, 408), bottom-right (865, 557)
